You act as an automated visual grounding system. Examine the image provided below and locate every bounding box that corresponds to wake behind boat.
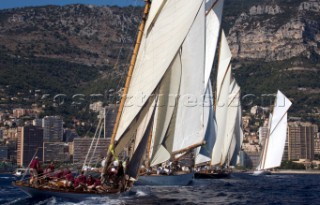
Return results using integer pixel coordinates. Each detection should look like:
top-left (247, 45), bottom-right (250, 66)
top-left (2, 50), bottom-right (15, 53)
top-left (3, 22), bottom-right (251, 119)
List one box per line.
top-left (252, 170), bottom-right (271, 176)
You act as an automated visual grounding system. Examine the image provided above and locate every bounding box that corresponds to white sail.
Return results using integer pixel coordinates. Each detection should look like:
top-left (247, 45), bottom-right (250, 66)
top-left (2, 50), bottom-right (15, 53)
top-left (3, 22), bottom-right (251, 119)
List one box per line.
top-left (171, 1), bottom-right (206, 153)
top-left (145, 0), bottom-right (167, 32)
top-left (195, 81), bottom-right (217, 165)
top-left (149, 55), bottom-right (182, 167)
top-left (115, 96), bottom-right (157, 155)
top-left (221, 79), bottom-right (241, 164)
top-left (261, 90), bottom-right (292, 170)
top-left (211, 31), bottom-right (232, 165)
top-left (230, 103), bottom-right (243, 166)
top-left (204, 0), bottom-right (224, 88)
top-left (115, 0), bottom-right (204, 142)
top-left (134, 98), bottom-right (157, 150)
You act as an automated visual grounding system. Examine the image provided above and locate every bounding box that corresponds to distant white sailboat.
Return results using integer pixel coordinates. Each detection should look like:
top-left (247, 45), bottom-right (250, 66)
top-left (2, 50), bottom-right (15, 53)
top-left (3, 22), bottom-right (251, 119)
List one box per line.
top-left (253, 90), bottom-right (292, 175)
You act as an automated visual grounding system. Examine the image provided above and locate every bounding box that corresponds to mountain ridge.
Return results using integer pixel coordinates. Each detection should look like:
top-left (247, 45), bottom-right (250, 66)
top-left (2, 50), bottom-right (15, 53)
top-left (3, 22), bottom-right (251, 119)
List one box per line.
top-left (0, 1), bottom-right (319, 126)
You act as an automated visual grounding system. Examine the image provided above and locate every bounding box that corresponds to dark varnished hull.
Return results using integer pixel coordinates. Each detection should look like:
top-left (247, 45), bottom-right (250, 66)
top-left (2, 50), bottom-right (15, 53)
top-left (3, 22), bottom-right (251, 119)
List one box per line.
top-left (13, 182), bottom-right (121, 201)
top-left (194, 171), bottom-right (231, 179)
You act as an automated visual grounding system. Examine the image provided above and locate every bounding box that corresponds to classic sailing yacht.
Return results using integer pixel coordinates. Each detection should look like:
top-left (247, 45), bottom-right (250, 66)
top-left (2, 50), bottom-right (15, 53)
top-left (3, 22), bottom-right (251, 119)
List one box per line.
top-left (193, 0), bottom-right (243, 178)
top-left (134, 0), bottom-right (240, 186)
top-left (13, 0), bottom-right (233, 197)
top-left (253, 90), bottom-right (292, 175)
top-left (13, 1), bottom-right (155, 198)
top-left (195, 74), bottom-right (243, 178)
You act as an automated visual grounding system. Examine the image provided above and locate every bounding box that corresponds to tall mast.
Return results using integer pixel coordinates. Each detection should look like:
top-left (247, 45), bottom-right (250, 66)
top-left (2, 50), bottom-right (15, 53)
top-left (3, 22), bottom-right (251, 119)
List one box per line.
top-left (146, 126), bottom-right (153, 169)
top-left (103, 0), bottom-right (152, 173)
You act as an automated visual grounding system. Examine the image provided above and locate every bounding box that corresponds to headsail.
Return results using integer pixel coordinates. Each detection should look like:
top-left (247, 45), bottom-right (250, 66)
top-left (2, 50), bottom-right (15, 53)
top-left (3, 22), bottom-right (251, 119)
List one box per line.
top-left (221, 79), bottom-right (241, 164)
top-left (171, 1), bottom-right (206, 153)
top-left (260, 90), bottom-right (292, 170)
top-left (229, 101), bottom-right (243, 166)
top-left (149, 55), bottom-right (182, 166)
top-left (195, 81), bottom-right (217, 165)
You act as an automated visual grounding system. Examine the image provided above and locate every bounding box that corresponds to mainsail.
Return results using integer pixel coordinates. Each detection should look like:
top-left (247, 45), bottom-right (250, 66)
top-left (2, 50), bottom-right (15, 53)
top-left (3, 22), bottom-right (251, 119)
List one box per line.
top-left (115, 0), bottom-right (204, 145)
top-left (257, 90), bottom-right (292, 170)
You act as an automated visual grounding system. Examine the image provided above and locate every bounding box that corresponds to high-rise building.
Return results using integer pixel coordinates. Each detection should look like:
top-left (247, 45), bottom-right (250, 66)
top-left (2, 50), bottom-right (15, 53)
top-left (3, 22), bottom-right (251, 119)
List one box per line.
top-left (315, 133), bottom-right (320, 156)
top-left (0, 146), bottom-right (8, 160)
top-left (17, 125), bottom-right (43, 167)
top-left (43, 142), bottom-right (70, 163)
top-left (43, 116), bottom-right (63, 142)
top-left (287, 122), bottom-right (317, 161)
top-left (72, 138), bottom-right (110, 165)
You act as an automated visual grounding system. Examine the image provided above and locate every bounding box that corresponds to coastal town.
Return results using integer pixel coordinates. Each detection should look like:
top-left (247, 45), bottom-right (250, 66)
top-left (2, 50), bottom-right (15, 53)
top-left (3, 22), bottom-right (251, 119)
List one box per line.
top-left (0, 87), bottom-right (319, 173)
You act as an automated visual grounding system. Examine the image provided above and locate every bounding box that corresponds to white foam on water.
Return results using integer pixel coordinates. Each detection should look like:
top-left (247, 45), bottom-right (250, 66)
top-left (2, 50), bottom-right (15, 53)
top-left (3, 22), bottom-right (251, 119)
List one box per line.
top-left (135, 189), bottom-right (148, 197)
top-left (2, 197), bottom-right (26, 205)
top-left (34, 197), bottom-right (56, 205)
top-left (0, 177), bottom-right (14, 180)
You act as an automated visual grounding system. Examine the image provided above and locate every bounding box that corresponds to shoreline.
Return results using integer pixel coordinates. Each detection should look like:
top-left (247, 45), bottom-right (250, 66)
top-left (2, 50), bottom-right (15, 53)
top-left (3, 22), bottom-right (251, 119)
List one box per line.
top-left (239, 169), bottom-right (320, 174)
top-left (272, 169), bottom-right (320, 174)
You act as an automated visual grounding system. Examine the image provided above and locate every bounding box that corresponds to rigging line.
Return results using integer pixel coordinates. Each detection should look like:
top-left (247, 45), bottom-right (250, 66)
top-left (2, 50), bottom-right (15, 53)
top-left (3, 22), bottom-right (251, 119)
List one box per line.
top-left (21, 147), bottom-right (39, 181)
top-left (82, 117), bottom-right (102, 170)
top-left (108, 0), bottom-right (141, 99)
top-left (88, 120), bottom-right (104, 166)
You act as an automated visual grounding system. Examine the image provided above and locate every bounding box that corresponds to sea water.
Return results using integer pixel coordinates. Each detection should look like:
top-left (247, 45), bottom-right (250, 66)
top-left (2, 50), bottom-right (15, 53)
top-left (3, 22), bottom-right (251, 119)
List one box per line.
top-left (1, 173), bottom-right (319, 205)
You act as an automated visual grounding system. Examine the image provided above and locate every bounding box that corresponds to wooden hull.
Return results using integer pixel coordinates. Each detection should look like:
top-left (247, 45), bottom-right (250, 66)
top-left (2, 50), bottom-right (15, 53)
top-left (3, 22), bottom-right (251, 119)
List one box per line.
top-left (13, 182), bottom-right (121, 200)
top-left (253, 170), bottom-right (272, 176)
top-left (134, 173), bottom-right (193, 186)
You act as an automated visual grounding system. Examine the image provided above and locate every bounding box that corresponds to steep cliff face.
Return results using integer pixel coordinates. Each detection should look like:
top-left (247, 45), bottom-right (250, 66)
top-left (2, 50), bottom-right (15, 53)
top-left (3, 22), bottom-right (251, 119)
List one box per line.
top-left (0, 5), bottom-right (141, 67)
top-left (228, 0), bottom-right (320, 61)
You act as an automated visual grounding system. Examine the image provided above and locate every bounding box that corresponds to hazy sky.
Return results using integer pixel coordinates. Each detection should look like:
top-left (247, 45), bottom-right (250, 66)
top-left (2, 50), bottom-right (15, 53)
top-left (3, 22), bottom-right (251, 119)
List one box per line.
top-left (0, 0), bottom-right (144, 9)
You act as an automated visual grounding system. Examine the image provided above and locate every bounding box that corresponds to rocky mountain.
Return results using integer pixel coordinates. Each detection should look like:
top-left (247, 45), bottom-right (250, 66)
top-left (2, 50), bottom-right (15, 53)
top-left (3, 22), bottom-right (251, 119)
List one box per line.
top-left (0, 1), bottom-right (319, 126)
top-left (0, 4), bottom-right (141, 67)
top-left (228, 0), bottom-right (320, 61)
top-left (223, 0), bottom-right (320, 126)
